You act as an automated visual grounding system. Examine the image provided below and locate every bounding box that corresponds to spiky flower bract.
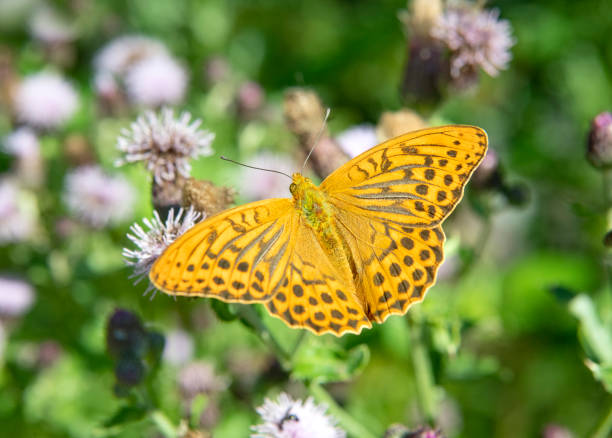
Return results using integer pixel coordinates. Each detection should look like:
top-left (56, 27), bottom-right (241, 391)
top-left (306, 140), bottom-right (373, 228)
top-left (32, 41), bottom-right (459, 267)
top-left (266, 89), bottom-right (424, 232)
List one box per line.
top-left (122, 207), bottom-right (203, 289)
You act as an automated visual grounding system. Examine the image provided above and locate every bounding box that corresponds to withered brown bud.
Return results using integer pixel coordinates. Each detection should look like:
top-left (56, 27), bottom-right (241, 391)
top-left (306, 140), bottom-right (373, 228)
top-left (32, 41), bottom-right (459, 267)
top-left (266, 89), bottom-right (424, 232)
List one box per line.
top-left (587, 112), bottom-right (612, 169)
top-left (63, 134), bottom-right (95, 166)
top-left (152, 174), bottom-right (187, 218)
top-left (283, 88), bottom-right (348, 178)
top-left (376, 109), bottom-right (427, 141)
top-left (182, 178), bottom-right (235, 216)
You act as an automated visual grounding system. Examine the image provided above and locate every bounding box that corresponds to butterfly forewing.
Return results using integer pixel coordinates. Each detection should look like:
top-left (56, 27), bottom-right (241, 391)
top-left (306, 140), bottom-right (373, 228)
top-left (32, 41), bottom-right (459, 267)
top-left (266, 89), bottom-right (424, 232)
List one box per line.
top-left (150, 198), bottom-right (296, 302)
top-left (321, 125), bottom-right (487, 227)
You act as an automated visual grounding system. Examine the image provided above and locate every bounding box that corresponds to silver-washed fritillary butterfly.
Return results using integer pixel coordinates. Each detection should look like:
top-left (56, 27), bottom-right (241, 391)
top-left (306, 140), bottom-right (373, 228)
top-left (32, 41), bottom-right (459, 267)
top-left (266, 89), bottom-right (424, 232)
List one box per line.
top-left (149, 125), bottom-right (487, 336)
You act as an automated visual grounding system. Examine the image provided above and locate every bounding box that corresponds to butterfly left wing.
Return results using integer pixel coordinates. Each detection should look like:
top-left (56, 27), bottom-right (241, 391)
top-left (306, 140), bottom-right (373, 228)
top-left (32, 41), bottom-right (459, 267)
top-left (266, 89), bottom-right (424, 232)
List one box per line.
top-left (321, 125), bottom-right (487, 227)
top-left (149, 198), bottom-right (296, 302)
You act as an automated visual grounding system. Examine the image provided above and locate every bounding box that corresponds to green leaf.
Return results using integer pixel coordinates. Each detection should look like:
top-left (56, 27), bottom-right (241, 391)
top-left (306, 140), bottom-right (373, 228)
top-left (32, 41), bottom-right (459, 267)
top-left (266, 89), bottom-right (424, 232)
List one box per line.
top-left (291, 340), bottom-right (369, 383)
top-left (588, 362), bottom-right (612, 394)
top-left (569, 294), bottom-right (612, 363)
top-left (103, 405), bottom-right (148, 428)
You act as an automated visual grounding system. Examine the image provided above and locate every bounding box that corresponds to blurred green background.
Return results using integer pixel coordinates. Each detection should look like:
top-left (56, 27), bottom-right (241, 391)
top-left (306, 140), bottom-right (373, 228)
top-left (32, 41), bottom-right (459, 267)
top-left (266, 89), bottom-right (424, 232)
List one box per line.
top-left (1, 0), bottom-right (612, 437)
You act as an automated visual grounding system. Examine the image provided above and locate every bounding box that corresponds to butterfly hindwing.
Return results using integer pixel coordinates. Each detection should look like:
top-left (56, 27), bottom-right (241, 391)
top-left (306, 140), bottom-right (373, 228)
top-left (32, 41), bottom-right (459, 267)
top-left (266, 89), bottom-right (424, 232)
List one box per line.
top-left (265, 221), bottom-right (371, 336)
top-left (321, 125), bottom-right (487, 227)
top-left (335, 208), bottom-right (444, 322)
top-left (150, 199), bottom-right (295, 302)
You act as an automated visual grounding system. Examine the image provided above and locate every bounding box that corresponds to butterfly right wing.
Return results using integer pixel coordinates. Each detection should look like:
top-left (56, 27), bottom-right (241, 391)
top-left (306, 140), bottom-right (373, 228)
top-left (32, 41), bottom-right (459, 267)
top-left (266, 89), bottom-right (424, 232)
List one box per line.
top-left (149, 198), bottom-right (296, 303)
top-left (334, 207), bottom-right (445, 323)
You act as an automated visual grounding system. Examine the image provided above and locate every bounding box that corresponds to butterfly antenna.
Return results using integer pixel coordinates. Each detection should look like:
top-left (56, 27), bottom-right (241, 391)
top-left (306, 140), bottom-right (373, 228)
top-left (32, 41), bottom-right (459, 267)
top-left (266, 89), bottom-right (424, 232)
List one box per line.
top-left (220, 156), bottom-right (292, 179)
top-left (302, 108), bottom-right (331, 172)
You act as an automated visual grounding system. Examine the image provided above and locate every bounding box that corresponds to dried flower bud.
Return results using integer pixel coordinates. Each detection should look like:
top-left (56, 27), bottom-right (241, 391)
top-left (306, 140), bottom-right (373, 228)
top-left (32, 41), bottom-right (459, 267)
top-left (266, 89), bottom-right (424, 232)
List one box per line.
top-left (376, 109), bottom-right (427, 141)
top-left (587, 112), bottom-right (612, 169)
top-left (283, 88), bottom-right (347, 178)
top-left (399, 0), bottom-right (443, 39)
top-left (63, 133), bottom-right (95, 166)
top-left (182, 178), bottom-right (235, 216)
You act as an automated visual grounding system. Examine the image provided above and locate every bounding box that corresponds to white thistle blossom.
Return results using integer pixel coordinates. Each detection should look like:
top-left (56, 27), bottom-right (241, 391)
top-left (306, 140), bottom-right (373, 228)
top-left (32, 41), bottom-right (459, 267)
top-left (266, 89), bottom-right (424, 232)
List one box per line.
top-left (251, 392), bottom-right (346, 438)
top-left (13, 71), bottom-right (78, 129)
top-left (125, 54), bottom-right (188, 107)
top-left (122, 207), bottom-right (203, 292)
top-left (94, 35), bottom-right (168, 76)
top-left (116, 108), bottom-right (215, 184)
top-left (335, 124), bottom-right (379, 158)
top-left (3, 127), bottom-right (40, 158)
top-left (63, 166), bottom-right (135, 228)
top-left (29, 6), bottom-right (76, 45)
top-left (0, 178), bottom-right (38, 244)
top-left (431, 7), bottom-right (514, 78)
top-left (0, 277), bottom-right (35, 317)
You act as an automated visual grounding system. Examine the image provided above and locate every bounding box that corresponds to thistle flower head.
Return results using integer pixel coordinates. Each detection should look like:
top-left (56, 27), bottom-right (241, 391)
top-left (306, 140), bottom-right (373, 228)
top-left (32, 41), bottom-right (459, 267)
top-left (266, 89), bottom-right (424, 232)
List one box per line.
top-left (0, 178), bottom-right (38, 243)
top-left (431, 6), bottom-right (514, 80)
top-left (116, 108), bottom-right (215, 185)
top-left (587, 111), bottom-right (612, 169)
top-left (251, 392), bottom-right (345, 438)
top-left (178, 360), bottom-right (229, 401)
top-left (3, 127), bottom-right (39, 159)
top-left (122, 207), bottom-right (203, 288)
top-left (13, 71), bottom-right (78, 129)
top-left (335, 124), bottom-right (378, 158)
top-left (63, 166), bottom-right (135, 228)
top-left (163, 329), bottom-right (194, 366)
top-left (0, 276), bottom-right (35, 318)
top-left (29, 5), bottom-right (76, 45)
top-left (94, 35), bottom-right (168, 76)
top-left (125, 55), bottom-right (187, 107)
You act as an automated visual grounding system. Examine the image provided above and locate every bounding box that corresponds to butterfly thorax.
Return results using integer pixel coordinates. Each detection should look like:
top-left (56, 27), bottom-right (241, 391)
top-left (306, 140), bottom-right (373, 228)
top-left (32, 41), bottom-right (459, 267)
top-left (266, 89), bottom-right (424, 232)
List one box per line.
top-left (289, 173), bottom-right (358, 283)
top-left (290, 174), bottom-right (334, 235)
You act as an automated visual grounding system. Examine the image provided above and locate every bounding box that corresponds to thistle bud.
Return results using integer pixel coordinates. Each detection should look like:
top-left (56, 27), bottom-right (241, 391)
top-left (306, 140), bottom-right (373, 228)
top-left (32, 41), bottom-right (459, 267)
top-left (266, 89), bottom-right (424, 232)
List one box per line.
top-left (115, 355), bottom-right (145, 386)
top-left (587, 112), bottom-right (612, 169)
top-left (106, 309), bottom-right (147, 358)
top-left (182, 178), bottom-right (235, 216)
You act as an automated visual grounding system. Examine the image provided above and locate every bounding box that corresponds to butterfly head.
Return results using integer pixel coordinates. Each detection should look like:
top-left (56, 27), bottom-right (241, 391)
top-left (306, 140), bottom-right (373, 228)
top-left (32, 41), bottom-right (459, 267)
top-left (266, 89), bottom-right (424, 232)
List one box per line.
top-left (289, 173), bottom-right (316, 201)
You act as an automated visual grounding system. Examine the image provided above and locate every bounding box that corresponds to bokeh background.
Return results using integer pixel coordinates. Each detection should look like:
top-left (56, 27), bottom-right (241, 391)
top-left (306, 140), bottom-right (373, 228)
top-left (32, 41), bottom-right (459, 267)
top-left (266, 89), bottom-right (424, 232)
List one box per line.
top-left (1, 0), bottom-right (612, 437)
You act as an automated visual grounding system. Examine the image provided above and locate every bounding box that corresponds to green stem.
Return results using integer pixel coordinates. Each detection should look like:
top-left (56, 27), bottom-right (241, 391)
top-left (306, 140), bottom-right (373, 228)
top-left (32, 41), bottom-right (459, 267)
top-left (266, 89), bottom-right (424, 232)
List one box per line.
top-left (409, 313), bottom-right (437, 424)
top-left (235, 305), bottom-right (291, 368)
top-left (150, 410), bottom-right (178, 438)
top-left (592, 401), bottom-right (612, 438)
top-left (289, 330), bottom-right (307, 358)
top-left (602, 169), bottom-right (612, 298)
top-left (309, 381), bottom-right (377, 438)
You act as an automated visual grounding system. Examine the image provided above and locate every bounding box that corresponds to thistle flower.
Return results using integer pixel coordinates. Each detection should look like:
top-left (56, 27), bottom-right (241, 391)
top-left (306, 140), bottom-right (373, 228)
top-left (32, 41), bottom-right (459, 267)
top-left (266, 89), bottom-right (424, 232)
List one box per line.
top-left (251, 392), bottom-right (345, 438)
top-left (431, 6), bottom-right (514, 83)
top-left (116, 108), bottom-right (215, 185)
top-left (587, 111), bottom-right (612, 169)
top-left (122, 207), bottom-right (203, 289)
top-left (13, 71), bottom-right (78, 129)
top-left (335, 124), bottom-right (378, 158)
top-left (29, 6), bottom-right (76, 45)
top-left (178, 360), bottom-right (229, 401)
top-left (0, 276), bottom-right (35, 318)
top-left (125, 55), bottom-right (188, 107)
top-left (3, 127), bottom-right (43, 186)
top-left (0, 178), bottom-right (37, 243)
top-left (237, 80), bottom-right (264, 116)
top-left (94, 35), bottom-right (168, 76)
top-left (63, 166), bottom-right (135, 228)
top-left (239, 153), bottom-right (296, 200)
top-left (163, 329), bottom-right (194, 366)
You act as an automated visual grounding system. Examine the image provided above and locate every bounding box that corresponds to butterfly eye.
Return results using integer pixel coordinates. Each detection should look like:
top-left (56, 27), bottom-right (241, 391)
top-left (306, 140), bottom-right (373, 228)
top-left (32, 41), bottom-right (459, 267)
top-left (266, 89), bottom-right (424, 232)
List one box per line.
top-left (289, 183), bottom-right (297, 194)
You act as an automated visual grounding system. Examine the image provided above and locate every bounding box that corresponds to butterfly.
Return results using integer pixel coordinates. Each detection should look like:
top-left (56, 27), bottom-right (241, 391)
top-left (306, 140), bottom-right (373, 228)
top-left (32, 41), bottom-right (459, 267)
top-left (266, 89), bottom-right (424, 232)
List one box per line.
top-left (149, 125), bottom-right (487, 336)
